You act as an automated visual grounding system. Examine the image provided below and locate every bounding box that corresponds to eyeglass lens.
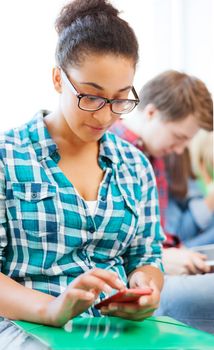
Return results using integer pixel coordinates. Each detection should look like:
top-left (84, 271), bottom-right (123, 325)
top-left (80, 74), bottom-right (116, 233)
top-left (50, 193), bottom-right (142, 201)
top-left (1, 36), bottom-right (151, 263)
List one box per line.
top-left (79, 95), bottom-right (136, 114)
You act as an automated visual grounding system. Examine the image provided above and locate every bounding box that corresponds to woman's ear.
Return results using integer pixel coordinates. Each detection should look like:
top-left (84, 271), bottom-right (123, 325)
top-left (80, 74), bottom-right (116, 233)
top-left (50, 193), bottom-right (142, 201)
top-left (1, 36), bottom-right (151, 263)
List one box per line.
top-left (52, 66), bottom-right (62, 93)
top-left (144, 103), bottom-right (158, 120)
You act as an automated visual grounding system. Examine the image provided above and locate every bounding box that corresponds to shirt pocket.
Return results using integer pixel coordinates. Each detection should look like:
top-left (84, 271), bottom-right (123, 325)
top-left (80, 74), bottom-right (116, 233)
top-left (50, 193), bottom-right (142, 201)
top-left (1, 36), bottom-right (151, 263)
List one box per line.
top-left (11, 182), bottom-right (59, 236)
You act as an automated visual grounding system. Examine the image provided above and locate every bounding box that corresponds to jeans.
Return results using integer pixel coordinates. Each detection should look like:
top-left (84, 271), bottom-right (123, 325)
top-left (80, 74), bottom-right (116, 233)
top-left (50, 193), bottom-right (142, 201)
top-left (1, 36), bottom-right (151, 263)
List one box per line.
top-left (154, 273), bottom-right (214, 334)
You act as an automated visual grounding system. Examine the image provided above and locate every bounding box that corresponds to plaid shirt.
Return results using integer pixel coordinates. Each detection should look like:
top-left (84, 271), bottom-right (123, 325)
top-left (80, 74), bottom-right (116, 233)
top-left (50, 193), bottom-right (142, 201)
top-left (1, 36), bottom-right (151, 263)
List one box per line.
top-left (0, 111), bottom-right (164, 316)
top-left (110, 121), bottom-right (180, 248)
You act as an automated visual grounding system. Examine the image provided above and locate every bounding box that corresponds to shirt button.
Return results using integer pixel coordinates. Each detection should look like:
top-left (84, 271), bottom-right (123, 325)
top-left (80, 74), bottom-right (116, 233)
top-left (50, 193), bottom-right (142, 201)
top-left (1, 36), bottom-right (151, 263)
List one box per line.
top-left (89, 227), bottom-right (95, 233)
top-left (31, 192), bottom-right (38, 199)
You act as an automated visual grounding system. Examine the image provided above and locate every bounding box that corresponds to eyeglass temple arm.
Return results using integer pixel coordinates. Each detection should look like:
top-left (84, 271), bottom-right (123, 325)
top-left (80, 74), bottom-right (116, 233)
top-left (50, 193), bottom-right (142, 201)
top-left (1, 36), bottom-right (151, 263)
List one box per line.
top-left (132, 86), bottom-right (140, 102)
top-left (58, 66), bottom-right (78, 96)
top-left (59, 65), bottom-right (139, 103)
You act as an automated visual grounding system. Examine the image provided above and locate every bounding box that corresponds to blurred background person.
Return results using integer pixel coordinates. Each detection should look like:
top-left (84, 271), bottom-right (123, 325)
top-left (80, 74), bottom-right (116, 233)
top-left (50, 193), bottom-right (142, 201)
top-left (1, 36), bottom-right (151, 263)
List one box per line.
top-left (164, 131), bottom-right (214, 247)
top-left (111, 70), bottom-right (214, 333)
top-left (190, 129), bottom-right (214, 195)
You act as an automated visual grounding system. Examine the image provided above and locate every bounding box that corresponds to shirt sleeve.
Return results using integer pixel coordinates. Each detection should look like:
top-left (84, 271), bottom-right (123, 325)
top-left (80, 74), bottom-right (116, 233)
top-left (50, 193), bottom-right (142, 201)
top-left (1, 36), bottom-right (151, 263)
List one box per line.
top-left (0, 158), bottom-right (8, 270)
top-left (123, 161), bottom-right (165, 275)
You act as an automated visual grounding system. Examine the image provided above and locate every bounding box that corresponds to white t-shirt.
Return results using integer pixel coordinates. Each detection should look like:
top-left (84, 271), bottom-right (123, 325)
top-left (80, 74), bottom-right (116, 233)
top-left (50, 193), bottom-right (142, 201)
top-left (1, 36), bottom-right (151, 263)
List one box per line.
top-left (86, 200), bottom-right (97, 216)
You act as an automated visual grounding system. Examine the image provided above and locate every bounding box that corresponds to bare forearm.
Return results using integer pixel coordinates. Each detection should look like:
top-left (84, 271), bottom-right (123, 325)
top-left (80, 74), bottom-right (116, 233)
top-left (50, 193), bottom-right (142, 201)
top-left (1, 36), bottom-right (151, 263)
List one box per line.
top-left (0, 268), bottom-right (126, 327)
top-left (0, 272), bottom-right (55, 324)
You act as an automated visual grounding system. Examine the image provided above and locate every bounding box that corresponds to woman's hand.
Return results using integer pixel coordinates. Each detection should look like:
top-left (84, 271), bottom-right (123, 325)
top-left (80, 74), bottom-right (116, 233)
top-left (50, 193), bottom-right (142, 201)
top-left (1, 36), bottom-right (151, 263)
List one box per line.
top-left (40, 268), bottom-right (125, 327)
top-left (163, 247), bottom-right (211, 275)
top-left (100, 271), bottom-right (160, 321)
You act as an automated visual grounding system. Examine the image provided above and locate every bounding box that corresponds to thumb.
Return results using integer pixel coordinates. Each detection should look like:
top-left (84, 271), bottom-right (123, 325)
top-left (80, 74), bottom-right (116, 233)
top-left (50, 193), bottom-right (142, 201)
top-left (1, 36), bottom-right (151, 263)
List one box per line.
top-left (130, 271), bottom-right (151, 289)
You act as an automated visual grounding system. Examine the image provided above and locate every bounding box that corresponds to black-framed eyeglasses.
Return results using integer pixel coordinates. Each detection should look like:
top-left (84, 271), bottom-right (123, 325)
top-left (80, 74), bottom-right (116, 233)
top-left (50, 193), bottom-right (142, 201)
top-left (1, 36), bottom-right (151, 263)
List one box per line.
top-left (60, 67), bottom-right (139, 116)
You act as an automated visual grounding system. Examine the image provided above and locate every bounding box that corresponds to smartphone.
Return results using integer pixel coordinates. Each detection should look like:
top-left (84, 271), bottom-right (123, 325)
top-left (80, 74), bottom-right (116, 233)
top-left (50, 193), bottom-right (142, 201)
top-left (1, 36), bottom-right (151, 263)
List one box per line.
top-left (95, 288), bottom-right (153, 309)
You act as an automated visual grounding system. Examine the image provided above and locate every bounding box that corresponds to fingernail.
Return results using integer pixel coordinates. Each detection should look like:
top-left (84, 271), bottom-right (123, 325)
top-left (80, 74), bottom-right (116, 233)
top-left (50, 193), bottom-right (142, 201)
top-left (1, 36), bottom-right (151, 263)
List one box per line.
top-left (139, 297), bottom-right (148, 306)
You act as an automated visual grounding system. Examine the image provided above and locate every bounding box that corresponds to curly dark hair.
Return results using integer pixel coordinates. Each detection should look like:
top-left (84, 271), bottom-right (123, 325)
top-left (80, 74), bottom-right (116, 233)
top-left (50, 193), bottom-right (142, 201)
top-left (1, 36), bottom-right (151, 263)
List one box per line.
top-left (55, 0), bottom-right (138, 71)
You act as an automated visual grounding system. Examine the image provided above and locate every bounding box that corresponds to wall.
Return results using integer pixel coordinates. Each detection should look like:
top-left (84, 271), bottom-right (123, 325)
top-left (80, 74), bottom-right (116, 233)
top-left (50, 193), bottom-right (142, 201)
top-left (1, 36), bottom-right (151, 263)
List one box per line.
top-left (0, 0), bottom-right (213, 130)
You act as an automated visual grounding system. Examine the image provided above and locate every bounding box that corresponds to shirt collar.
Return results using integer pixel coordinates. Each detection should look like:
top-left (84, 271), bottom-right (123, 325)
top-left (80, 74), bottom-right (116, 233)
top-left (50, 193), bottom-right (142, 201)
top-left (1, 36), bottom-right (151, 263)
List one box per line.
top-left (28, 110), bottom-right (123, 166)
top-left (27, 110), bottom-right (58, 161)
top-left (99, 131), bottom-right (123, 166)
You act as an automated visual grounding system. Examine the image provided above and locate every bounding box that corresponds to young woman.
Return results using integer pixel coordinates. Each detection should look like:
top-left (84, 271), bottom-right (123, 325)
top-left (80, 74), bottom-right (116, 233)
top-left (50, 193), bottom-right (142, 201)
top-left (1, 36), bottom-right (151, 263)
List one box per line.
top-left (0, 0), bottom-right (164, 327)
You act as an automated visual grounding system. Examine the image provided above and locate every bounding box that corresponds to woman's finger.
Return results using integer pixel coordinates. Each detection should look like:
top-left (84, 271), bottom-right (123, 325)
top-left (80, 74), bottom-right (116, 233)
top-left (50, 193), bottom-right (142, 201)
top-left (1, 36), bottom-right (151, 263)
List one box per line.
top-left (88, 268), bottom-right (125, 289)
top-left (71, 268), bottom-right (125, 291)
top-left (70, 274), bottom-right (115, 294)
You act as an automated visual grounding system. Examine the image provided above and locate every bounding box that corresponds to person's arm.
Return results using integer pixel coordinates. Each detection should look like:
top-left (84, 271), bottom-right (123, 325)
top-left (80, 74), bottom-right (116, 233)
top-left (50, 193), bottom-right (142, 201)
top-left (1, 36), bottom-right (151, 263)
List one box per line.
top-left (0, 158), bottom-right (125, 326)
top-left (1, 158), bottom-right (52, 323)
top-left (0, 158), bottom-right (54, 324)
top-left (0, 272), bottom-right (55, 323)
top-left (162, 247), bottom-right (211, 275)
top-left (101, 160), bottom-right (164, 320)
top-left (0, 268), bottom-right (125, 326)
top-left (123, 161), bottom-right (165, 277)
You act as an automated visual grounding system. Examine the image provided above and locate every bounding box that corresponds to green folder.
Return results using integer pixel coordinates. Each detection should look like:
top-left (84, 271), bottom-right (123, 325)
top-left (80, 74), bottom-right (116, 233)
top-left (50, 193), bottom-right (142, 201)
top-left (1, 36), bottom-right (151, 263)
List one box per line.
top-left (14, 316), bottom-right (214, 350)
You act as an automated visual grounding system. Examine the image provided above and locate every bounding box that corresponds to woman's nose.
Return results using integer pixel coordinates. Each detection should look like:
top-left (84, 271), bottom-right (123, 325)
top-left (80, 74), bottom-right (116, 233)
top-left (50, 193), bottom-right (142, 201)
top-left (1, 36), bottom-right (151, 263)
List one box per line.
top-left (92, 104), bottom-right (115, 125)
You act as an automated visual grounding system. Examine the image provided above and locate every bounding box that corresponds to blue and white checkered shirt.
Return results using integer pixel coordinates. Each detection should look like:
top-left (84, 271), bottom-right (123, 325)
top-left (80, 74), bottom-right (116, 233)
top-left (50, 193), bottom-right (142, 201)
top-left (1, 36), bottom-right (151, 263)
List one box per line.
top-left (0, 111), bottom-right (164, 316)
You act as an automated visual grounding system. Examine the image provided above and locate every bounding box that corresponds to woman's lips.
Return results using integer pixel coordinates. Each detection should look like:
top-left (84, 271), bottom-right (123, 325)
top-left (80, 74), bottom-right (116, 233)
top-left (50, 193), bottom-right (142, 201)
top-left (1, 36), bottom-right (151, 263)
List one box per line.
top-left (85, 124), bottom-right (108, 131)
